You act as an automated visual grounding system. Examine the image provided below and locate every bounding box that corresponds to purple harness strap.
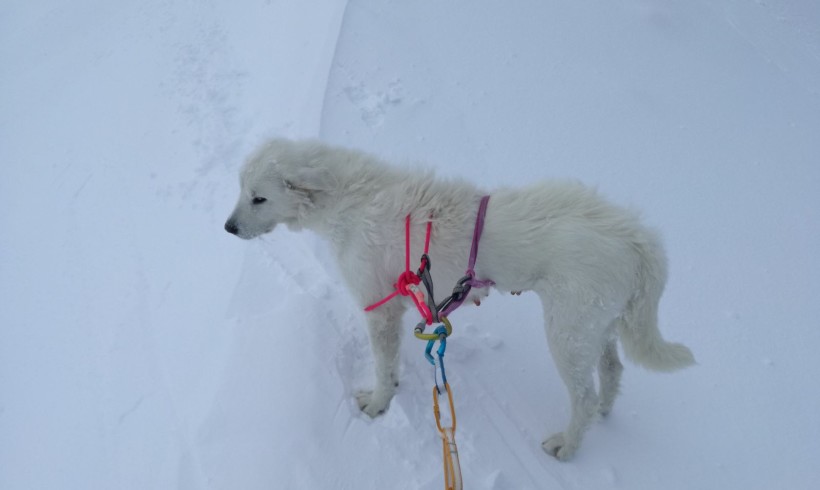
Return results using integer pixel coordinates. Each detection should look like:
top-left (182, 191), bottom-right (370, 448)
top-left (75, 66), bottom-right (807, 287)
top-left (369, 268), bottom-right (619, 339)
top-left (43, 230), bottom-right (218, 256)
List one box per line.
top-left (466, 195), bottom-right (493, 287)
top-left (440, 195), bottom-right (494, 317)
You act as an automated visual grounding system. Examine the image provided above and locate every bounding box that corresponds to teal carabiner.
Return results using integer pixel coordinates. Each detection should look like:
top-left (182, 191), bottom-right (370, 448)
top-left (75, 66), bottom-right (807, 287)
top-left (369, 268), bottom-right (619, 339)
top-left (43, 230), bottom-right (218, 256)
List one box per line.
top-left (425, 324), bottom-right (449, 385)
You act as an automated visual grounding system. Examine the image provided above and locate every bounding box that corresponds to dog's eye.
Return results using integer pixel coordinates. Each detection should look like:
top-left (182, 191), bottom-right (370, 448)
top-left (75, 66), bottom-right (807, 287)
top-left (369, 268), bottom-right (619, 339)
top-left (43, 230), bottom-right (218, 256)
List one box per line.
top-left (252, 197), bottom-right (267, 205)
top-left (284, 180), bottom-right (295, 191)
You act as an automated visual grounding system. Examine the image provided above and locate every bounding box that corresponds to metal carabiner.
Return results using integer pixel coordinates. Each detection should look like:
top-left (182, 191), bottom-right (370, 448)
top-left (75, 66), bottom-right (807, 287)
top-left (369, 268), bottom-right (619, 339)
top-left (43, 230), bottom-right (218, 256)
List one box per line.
top-left (437, 274), bottom-right (474, 314)
top-left (414, 316), bottom-right (452, 341)
top-left (433, 382), bottom-right (462, 490)
top-left (433, 382), bottom-right (457, 441)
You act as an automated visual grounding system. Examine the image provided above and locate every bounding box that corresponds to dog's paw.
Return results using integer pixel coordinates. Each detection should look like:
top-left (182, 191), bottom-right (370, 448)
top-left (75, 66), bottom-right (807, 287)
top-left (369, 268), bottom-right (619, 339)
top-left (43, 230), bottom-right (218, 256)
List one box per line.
top-left (542, 432), bottom-right (577, 461)
top-left (355, 391), bottom-right (389, 418)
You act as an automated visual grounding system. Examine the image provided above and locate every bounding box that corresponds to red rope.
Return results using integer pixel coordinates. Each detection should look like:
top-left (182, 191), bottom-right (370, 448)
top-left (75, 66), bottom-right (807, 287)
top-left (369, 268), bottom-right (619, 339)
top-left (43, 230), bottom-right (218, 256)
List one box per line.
top-left (405, 214), bottom-right (412, 272)
top-left (420, 220), bottom-right (432, 271)
top-left (364, 214), bottom-right (433, 324)
top-left (363, 290), bottom-right (400, 311)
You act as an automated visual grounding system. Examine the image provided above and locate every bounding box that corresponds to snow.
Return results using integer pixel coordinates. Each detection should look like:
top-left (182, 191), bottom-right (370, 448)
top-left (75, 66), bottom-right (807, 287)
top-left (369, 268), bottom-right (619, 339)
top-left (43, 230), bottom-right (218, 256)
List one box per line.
top-left (1, 0), bottom-right (819, 488)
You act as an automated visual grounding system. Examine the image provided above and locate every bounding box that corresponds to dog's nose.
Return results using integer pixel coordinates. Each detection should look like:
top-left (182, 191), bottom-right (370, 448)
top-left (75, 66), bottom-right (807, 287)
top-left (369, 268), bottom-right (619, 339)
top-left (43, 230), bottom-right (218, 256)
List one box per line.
top-left (224, 220), bottom-right (239, 235)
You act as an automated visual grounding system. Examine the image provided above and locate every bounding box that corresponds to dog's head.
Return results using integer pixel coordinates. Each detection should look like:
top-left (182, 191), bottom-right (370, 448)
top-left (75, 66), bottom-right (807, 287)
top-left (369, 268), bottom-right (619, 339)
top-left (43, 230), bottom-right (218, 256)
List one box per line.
top-left (224, 138), bottom-right (332, 239)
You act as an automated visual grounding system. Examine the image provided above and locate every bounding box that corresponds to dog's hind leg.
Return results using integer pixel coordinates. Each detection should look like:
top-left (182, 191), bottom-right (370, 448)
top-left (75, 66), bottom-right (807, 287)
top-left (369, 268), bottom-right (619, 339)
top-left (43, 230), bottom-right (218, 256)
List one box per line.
top-left (541, 312), bottom-right (602, 461)
top-left (597, 337), bottom-right (623, 417)
top-left (356, 302), bottom-right (404, 417)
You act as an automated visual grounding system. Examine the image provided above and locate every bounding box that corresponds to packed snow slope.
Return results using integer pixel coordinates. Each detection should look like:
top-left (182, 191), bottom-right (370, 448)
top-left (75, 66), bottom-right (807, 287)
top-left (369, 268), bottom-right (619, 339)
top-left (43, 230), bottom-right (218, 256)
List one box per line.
top-left (2, 1), bottom-right (819, 489)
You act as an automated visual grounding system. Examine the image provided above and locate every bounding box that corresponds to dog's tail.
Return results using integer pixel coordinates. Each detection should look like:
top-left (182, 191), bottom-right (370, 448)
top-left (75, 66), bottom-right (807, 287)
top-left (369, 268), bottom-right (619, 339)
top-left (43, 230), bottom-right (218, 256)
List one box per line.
top-left (618, 232), bottom-right (695, 372)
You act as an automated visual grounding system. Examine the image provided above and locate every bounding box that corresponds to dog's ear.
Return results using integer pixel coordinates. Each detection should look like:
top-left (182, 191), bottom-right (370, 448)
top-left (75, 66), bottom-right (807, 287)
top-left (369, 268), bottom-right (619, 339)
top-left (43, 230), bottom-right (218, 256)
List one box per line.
top-left (288, 163), bottom-right (332, 193)
top-left (282, 163), bottom-right (334, 216)
top-left (285, 144), bottom-right (336, 194)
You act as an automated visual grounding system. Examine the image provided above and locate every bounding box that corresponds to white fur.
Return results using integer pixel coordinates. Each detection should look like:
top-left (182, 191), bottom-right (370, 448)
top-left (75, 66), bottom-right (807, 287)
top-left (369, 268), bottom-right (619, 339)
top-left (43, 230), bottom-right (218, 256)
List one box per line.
top-left (225, 138), bottom-right (695, 460)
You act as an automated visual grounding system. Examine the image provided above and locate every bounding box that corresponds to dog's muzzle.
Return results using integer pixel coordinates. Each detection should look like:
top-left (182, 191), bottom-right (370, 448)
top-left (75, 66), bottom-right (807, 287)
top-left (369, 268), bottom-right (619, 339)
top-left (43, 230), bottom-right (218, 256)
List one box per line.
top-left (224, 219), bottom-right (239, 235)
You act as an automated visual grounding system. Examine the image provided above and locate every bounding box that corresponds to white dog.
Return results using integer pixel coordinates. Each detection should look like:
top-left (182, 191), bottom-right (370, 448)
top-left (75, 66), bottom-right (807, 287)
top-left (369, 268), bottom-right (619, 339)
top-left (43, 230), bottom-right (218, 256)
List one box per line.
top-left (225, 138), bottom-right (694, 460)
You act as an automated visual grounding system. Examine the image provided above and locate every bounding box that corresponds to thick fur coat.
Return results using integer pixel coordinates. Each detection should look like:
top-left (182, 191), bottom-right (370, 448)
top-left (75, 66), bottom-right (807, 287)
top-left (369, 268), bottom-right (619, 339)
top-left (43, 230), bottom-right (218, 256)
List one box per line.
top-left (225, 138), bottom-right (694, 460)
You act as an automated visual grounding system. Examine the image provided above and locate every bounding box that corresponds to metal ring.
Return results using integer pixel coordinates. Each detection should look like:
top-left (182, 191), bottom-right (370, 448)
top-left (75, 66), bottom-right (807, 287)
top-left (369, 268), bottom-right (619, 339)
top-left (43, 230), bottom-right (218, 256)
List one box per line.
top-left (414, 316), bottom-right (452, 341)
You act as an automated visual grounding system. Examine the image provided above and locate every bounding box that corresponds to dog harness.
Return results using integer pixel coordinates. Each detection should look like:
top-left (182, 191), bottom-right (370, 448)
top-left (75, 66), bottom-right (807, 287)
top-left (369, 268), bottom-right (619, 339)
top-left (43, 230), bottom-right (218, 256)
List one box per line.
top-left (364, 195), bottom-right (494, 321)
top-left (364, 197), bottom-right (492, 490)
top-left (364, 195), bottom-right (492, 490)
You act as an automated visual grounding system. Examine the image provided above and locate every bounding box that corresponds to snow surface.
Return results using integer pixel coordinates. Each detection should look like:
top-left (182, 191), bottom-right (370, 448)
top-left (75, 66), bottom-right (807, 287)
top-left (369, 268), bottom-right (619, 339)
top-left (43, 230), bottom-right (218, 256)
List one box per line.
top-left (2, 1), bottom-right (819, 488)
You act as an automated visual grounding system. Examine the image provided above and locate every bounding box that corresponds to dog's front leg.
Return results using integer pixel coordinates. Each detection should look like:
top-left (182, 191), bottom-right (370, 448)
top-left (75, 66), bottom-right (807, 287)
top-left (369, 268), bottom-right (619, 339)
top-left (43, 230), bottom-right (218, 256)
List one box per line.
top-left (357, 302), bottom-right (404, 417)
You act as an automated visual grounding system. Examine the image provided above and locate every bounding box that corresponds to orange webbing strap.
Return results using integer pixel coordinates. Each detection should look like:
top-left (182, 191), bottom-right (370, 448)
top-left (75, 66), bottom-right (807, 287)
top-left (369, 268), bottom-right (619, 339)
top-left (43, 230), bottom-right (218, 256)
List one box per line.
top-left (433, 383), bottom-right (462, 490)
